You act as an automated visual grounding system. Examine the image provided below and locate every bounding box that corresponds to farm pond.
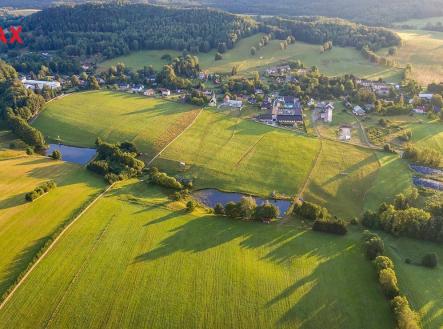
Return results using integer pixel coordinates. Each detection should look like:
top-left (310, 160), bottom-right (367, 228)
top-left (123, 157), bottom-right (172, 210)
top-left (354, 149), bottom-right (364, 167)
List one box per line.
top-left (45, 144), bottom-right (96, 165)
top-left (193, 189), bottom-right (292, 217)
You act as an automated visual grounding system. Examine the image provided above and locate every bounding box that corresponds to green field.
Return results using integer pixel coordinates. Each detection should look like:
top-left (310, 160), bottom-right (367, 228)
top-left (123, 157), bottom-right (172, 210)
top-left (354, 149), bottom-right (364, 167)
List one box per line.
top-left (394, 16), bottom-right (443, 28)
top-left (154, 108), bottom-right (320, 197)
top-left (33, 91), bottom-right (200, 160)
top-left (384, 234), bottom-right (443, 329)
top-left (0, 181), bottom-right (394, 328)
top-left (99, 34), bottom-right (402, 81)
top-left (379, 29), bottom-right (443, 85)
top-left (0, 152), bottom-right (104, 297)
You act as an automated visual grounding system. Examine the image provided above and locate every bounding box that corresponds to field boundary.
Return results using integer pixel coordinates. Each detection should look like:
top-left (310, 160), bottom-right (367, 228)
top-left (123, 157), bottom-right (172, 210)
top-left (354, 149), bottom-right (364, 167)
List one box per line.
top-left (0, 183), bottom-right (114, 311)
top-left (147, 107), bottom-right (204, 166)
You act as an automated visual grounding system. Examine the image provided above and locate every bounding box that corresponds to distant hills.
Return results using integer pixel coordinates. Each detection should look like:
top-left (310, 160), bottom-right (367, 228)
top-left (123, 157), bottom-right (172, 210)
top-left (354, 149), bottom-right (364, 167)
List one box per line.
top-left (2, 0), bottom-right (443, 25)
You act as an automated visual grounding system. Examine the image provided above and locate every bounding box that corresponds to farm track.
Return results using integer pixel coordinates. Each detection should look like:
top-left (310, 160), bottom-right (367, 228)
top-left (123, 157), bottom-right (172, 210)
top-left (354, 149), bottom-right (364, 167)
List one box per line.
top-left (235, 135), bottom-right (265, 167)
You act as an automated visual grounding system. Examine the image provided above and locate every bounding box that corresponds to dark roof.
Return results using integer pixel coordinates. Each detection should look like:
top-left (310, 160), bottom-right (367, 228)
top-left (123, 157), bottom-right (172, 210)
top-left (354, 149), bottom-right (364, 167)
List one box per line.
top-left (257, 114), bottom-right (273, 120)
top-left (277, 114), bottom-right (303, 122)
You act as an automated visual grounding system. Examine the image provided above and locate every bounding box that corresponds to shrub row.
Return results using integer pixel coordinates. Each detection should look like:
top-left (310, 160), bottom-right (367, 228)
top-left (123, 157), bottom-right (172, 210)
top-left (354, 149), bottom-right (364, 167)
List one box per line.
top-left (312, 219), bottom-right (347, 235)
top-left (149, 167), bottom-right (183, 190)
top-left (215, 196), bottom-right (280, 222)
top-left (292, 200), bottom-right (329, 221)
top-left (25, 181), bottom-right (56, 201)
top-left (6, 109), bottom-right (46, 149)
top-left (362, 233), bottom-right (421, 329)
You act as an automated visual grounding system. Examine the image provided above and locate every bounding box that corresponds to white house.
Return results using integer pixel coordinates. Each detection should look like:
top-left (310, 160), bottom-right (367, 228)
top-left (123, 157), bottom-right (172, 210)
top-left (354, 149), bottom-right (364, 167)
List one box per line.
top-left (320, 107), bottom-right (333, 122)
top-left (220, 100), bottom-right (243, 110)
top-left (160, 88), bottom-right (171, 97)
top-left (352, 105), bottom-right (366, 116)
top-left (21, 78), bottom-right (61, 90)
top-left (339, 125), bottom-right (352, 141)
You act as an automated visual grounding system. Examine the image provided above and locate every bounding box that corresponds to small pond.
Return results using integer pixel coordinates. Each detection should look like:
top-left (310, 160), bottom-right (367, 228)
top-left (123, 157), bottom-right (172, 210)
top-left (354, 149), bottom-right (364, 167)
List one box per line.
top-left (410, 165), bottom-right (443, 176)
top-left (45, 144), bottom-right (96, 165)
top-left (413, 177), bottom-right (443, 191)
top-left (193, 189), bottom-right (292, 217)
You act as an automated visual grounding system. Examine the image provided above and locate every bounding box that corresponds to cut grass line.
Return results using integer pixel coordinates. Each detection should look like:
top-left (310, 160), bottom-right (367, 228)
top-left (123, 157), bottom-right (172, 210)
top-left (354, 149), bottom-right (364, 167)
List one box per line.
top-left (147, 107), bottom-right (204, 166)
top-left (43, 215), bottom-right (115, 329)
top-left (235, 135), bottom-right (265, 167)
top-left (0, 183), bottom-right (115, 311)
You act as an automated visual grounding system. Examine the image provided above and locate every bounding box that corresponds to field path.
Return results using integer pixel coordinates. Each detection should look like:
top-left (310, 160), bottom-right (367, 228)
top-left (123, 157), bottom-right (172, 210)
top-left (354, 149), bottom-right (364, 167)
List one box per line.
top-left (0, 183), bottom-right (114, 311)
top-left (147, 107), bottom-right (204, 166)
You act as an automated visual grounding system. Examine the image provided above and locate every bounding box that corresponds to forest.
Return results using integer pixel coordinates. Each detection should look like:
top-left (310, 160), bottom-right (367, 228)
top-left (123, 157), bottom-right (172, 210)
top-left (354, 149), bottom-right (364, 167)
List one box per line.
top-left (19, 4), bottom-right (258, 58)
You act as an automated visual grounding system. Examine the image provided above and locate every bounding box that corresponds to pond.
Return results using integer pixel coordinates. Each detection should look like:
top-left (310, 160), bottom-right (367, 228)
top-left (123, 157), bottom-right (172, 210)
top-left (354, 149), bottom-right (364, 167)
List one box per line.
top-left (193, 189), bottom-right (292, 217)
top-left (45, 144), bottom-right (96, 165)
top-left (413, 177), bottom-right (443, 191)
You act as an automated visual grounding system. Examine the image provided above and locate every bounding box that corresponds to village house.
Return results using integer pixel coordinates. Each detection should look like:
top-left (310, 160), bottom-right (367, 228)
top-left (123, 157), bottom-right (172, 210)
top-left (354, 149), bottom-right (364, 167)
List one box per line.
top-left (419, 93), bottom-right (433, 101)
top-left (144, 89), bottom-right (155, 96)
top-left (339, 125), bottom-right (352, 141)
top-left (160, 88), bottom-right (171, 97)
top-left (131, 84), bottom-right (145, 93)
top-left (315, 102), bottom-right (334, 123)
top-left (257, 96), bottom-right (303, 126)
top-left (118, 83), bottom-right (130, 91)
top-left (265, 65), bottom-right (291, 76)
top-left (21, 78), bottom-right (61, 90)
top-left (355, 79), bottom-right (391, 96)
top-left (352, 105), bottom-right (366, 116)
top-left (261, 97), bottom-right (272, 111)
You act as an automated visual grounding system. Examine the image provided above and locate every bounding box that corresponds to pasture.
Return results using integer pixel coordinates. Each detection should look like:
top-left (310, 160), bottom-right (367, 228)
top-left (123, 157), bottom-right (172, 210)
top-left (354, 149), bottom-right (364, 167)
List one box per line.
top-left (99, 34), bottom-right (401, 81)
top-left (153, 108), bottom-right (320, 197)
top-left (0, 153), bottom-right (104, 297)
top-left (384, 234), bottom-right (443, 329)
top-left (379, 29), bottom-right (443, 84)
top-left (33, 91), bottom-right (200, 160)
top-left (0, 181), bottom-right (394, 329)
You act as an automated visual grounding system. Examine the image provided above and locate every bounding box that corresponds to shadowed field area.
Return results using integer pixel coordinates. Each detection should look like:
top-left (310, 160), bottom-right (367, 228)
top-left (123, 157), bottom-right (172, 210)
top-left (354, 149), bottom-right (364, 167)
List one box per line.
top-left (0, 181), bottom-right (394, 329)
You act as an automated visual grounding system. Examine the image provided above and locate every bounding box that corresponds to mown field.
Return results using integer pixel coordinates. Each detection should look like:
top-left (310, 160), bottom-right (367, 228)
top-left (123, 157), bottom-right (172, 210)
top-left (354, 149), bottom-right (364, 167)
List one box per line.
top-left (384, 234), bottom-right (443, 329)
top-left (99, 34), bottom-right (402, 81)
top-left (33, 91), bottom-right (200, 160)
top-left (302, 140), bottom-right (412, 219)
top-left (0, 181), bottom-right (394, 329)
top-left (154, 108), bottom-right (320, 197)
top-left (379, 29), bottom-right (443, 85)
top-left (0, 151), bottom-right (104, 297)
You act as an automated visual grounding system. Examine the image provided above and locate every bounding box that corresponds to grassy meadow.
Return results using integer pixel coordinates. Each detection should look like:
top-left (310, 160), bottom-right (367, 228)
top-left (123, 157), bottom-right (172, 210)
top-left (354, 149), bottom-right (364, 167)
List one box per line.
top-left (154, 108), bottom-right (320, 197)
top-left (379, 29), bottom-right (443, 85)
top-left (0, 181), bottom-right (395, 329)
top-left (33, 91), bottom-right (200, 160)
top-left (99, 34), bottom-right (401, 81)
top-left (384, 235), bottom-right (443, 329)
top-left (0, 152), bottom-right (104, 297)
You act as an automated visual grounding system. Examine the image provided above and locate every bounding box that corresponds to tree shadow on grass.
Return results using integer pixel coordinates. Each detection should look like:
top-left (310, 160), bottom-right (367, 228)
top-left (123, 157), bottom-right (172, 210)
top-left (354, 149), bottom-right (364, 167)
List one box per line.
top-left (0, 237), bottom-right (47, 296)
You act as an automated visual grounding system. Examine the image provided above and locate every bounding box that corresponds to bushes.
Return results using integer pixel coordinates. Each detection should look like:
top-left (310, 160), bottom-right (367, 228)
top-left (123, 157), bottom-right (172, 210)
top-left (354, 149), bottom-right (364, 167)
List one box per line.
top-left (312, 219), bottom-right (347, 235)
top-left (222, 198), bottom-right (280, 222)
top-left (378, 268), bottom-right (400, 299)
top-left (51, 150), bottom-right (62, 160)
top-left (150, 171), bottom-right (183, 190)
top-left (403, 144), bottom-right (441, 167)
top-left (374, 256), bottom-right (394, 272)
top-left (25, 181), bottom-right (56, 201)
top-left (421, 252), bottom-right (438, 268)
top-left (186, 200), bottom-right (197, 212)
top-left (293, 200), bottom-right (329, 221)
top-left (391, 296), bottom-right (421, 329)
top-left (362, 230), bottom-right (384, 260)
top-left (87, 140), bottom-right (144, 183)
top-left (214, 203), bottom-right (225, 215)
